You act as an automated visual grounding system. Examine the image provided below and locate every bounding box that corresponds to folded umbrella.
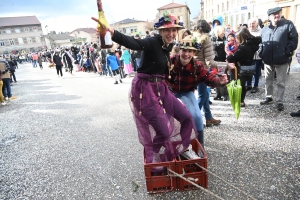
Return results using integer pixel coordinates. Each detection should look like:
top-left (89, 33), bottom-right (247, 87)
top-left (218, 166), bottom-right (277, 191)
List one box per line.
top-left (226, 67), bottom-right (242, 119)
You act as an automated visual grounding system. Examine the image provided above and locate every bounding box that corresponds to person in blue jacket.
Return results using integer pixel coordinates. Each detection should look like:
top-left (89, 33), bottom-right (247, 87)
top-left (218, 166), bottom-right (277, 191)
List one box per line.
top-left (106, 49), bottom-right (122, 84)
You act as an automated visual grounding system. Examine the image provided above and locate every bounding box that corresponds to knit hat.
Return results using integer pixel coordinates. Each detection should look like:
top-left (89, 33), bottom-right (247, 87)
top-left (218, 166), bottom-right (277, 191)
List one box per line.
top-left (154, 12), bottom-right (184, 30)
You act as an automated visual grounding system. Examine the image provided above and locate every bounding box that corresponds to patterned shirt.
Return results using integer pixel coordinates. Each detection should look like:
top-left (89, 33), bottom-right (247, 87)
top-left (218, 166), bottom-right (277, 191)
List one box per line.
top-left (165, 55), bottom-right (223, 93)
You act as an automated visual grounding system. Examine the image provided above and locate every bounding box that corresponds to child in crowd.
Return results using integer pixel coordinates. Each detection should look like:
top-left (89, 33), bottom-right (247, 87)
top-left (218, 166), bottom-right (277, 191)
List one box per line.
top-left (107, 49), bottom-right (122, 84)
top-left (82, 55), bottom-right (91, 72)
top-left (225, 33), bottom-right (238, 56)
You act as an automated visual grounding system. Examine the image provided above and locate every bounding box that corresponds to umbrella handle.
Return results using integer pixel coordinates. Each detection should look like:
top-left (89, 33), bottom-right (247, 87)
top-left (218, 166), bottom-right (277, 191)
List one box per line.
top-left (234, 66), bottom-right (237, 80)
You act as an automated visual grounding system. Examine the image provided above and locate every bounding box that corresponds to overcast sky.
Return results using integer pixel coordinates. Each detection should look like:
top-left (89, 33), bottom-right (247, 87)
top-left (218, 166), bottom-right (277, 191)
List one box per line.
top-left (0, 0), bottom-right (200, 34)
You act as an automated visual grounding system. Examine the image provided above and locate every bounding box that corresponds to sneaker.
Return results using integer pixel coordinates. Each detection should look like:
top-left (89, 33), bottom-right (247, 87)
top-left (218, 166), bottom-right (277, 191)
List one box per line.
top-left (119, 79), bottom-right (123, 83)
top-left (246, 86), bottom-right (252, 91)
top-left (290, 110), bottom-right (300, 117)
top-left (277, 103), bottom-right (284, 111)
top-left (213, 96), bottom-right (222, 100)
top-left (260, 97), bottom-right (273, 105)
top-left (206, 118), bottom-right (221, 127)
top-left (4, 97), bottom-right (8, 101)
top-left (251, 87), bottom-right (258, 93)
top-left (181, 145), bottom-right (200, 159)
top-left (114, 81), bottom-right (118, 84)
top-left (9, 96), bottom-right (17, 100)
top-left (223, 96), bottom-right (229, 101)
top-left (1, 102), bottom-right (6, 105)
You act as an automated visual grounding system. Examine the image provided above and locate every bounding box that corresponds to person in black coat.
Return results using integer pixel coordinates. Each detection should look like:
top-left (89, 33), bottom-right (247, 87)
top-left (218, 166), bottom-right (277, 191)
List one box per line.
top-left (52, 50), bottom-right (63, 78)
top-left (227, 28), bottom-right (261, 107)
top-left (212, 26), bottom-right (228, 101)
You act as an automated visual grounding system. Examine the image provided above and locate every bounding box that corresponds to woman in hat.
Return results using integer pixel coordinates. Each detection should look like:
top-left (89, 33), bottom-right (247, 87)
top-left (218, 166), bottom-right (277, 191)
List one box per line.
top-left (166, 35), bottom-right (228, 153)
top-left (93, 13), bottom-right (198, 164)
top-left (227, 28), bottom-right (261, 107)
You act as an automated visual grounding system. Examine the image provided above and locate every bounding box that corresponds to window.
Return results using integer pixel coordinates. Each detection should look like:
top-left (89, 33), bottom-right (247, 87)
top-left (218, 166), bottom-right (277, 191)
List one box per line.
top-left (171, 9), bottom-right (174, 13)
top-left (24, 28), bottom-right (29, 32)
top-left (15, 28), bottom-right (20, 33)
top-left (0, 30), bottom-right (2, 34)
top-left (35, 37), bottom-right (41, 43)
top-left (0, 41), bottom-right (5, 46)
top-left (32, 27), bottom-right (38, 32)
top-left (27, 37), bottom-right (32, 44)
top-left (5, 29), bottom-right (11, 34)
top-left (18, 38), bottom-right (24, 44)
top-left (9, 39), bottom-right (15, 46)
top-left (178, 8), bottom-right (182, 12)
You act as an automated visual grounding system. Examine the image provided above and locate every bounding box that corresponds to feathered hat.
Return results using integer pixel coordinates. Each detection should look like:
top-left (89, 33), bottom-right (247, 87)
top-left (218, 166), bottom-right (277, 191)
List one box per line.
top-left (154, 12), bottom-right (184, 30)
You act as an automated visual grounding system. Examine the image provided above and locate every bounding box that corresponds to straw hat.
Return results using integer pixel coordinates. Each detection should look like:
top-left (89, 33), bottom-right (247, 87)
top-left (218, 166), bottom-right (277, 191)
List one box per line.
top-left (180, 35), bottom-right (201, 51)
top-left (154, 12), bottom-right (184, 30)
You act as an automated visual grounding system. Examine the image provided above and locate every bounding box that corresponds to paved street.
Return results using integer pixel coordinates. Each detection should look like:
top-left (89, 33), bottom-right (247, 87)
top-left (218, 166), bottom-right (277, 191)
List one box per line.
top-left (1, 62), bottom-right (300, 200)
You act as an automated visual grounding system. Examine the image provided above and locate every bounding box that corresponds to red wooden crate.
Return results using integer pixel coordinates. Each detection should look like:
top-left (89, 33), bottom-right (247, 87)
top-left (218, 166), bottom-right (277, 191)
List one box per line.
top-left (144, 152), bottom-right (176, 193)
top-left (175, 139), bottom-right (208, 190)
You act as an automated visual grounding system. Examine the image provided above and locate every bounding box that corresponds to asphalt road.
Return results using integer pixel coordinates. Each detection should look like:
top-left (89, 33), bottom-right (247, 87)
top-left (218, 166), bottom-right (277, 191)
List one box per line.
top-left (1, 62), bottom-right (299, 200)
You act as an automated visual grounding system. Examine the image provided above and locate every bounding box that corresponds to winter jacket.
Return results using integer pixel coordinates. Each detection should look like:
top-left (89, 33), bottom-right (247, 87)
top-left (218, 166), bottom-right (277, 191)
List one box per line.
top-left (52, 54), bottom-right (63, 66)
top-left (120, 49), bottom-right (131, 64)
top-left (211, 36), bottom-right (227, 62)
top-left (106, 54), bottom-right (119, 71)
top-left (259, 19), bottom-right (298, 66)
top-left (0, 60), bottom-right (10, 79)
top-left (194, 33), bottom-right (219, 69)
top-left (227, 37), bottom-right (261, 72)
top-left (112, 30), bottom-right (173, 75)
top-left (249, 26), bottom-right (262, 60)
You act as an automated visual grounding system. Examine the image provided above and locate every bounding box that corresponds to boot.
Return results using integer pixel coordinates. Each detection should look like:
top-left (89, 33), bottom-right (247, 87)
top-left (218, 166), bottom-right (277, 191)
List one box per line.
top-left (206, 118), bottom-right (221, 127)
top-left (197, 130), bottom-right (204, 149)
top-left (197, 130), bottom-right (204, 158)
top-left (114, 76), bottom-right (118, 84)
top-left (118, 74), bottom-right (122, 83)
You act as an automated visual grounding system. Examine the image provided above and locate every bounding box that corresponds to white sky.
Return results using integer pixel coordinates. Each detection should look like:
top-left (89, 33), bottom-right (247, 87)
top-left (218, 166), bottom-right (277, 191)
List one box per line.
top-left (0, 0), bottom-right (200, 34)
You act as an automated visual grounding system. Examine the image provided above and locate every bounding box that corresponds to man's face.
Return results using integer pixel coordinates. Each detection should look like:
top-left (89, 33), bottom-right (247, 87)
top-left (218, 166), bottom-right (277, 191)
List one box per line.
top-left (270, 11), bottom-right (282, 25)
top-left (160, 28), bottom-right (178, 44)
top-left (249, 21), bottom-right (257, 31)
top-left (180, 49), bottom-right (195, 65)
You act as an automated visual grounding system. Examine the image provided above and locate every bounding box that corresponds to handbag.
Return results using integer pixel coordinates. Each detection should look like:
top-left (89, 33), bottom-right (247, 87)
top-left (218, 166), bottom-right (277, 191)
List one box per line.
top-left (239, 61), bottom-right (256, 76)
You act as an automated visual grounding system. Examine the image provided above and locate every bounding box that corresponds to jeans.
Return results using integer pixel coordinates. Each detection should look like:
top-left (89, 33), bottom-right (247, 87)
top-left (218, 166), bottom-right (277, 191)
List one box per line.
top-left (32, 60), bottom-right (37, 68)
top-left (246, 59), bottom-right (262, 87)
top-left (2, 78), bottom-right (12, 98)
top-left (175, 91), bottom-right (204, 131)
top-left (197, 82), bottom-right (212, 120)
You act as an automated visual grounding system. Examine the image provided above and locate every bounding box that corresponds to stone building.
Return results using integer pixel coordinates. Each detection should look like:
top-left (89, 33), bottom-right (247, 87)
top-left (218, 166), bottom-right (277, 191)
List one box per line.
top-left (203, 0), bottom-right (300, 32)
top-left (157, 1), bottom-right (191, 30)
top-left (110, 18), bottom-right (149, 37)
top-left (69, 28), bottom-right (98, 45)
top-left (0, 16), bottom-right (44, 54)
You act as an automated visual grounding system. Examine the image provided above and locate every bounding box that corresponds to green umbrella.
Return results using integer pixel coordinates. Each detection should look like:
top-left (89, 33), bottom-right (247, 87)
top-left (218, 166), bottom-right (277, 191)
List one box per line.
top-left (226, 68), bottom-right (242, 119)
